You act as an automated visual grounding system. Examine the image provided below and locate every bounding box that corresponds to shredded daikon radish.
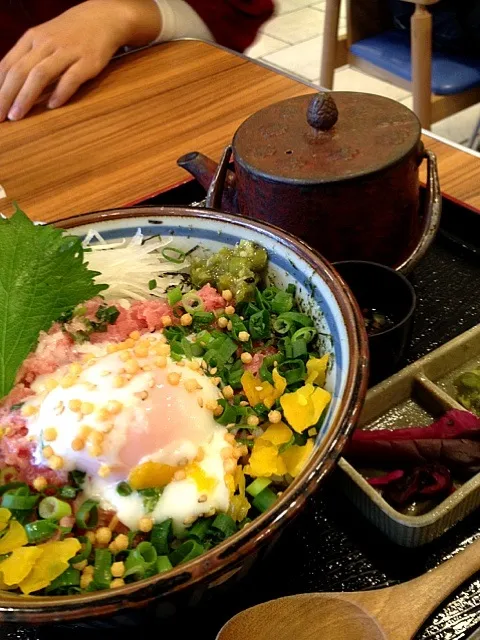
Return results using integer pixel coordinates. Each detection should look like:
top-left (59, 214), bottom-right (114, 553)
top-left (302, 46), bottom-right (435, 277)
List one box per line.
top-left (82, 229), bottom-right (190, 301)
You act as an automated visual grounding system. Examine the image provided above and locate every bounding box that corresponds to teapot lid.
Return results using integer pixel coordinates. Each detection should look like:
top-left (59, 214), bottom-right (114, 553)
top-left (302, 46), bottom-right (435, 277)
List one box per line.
top-left (232, 92), bottom-right (421, 183)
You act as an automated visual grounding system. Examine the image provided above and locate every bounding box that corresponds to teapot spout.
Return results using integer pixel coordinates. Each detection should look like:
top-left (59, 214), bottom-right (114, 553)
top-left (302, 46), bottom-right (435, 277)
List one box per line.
top-left (177, 151), bottom-right (237, 212)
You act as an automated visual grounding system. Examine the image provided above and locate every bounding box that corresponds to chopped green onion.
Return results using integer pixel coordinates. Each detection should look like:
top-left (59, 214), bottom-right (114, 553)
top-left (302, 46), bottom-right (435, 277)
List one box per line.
top-left (180, 337), bottom-right (193, 360)
top-left (39, 497), bottom-right (72, 520)
top-left (70, 470), bottom-right (86, 488)
top-left (124, 542), bottom-right (157, 578)
top-left (156, 556), bottom-right (173, 574)
top-left (150, 519), bottom-right (172, 555)
top-left (246, 477), bottom-right (272, 498)
top-left (271, 291), bottom-right (293, 314)
top-left (116, 482), bottom-right (132, 497)
top-left (69, 536), bottom-right (92, 565)
top-left (291, 338), bottom-right (308, 359)
top-left (76, 499), bottom-right (99, 529)
top-left (57, 485), bottom-right (77, 500)
top-left (167, 286), bottom-right (183, 306)
top-left (148, 279), bottom-right (157, 291)
top-left (279, 433), bottom-right (295, 453)
top-left (228, 360), bottom-right (244, 389)
top-left (25, 520), bottom-right (58, 543)
top-left (138, 488), bottom-right (162, 512)
top-left (248, 310), bottom-right (271, 340)
top-left (252, 487), bottom-right (278, 513)
top-left (292, 326), bottom-right (317, 344)
top-left (259, 353), bottom-right (284, 384)
top-left (261, 287), bottom-right (279, 304)
top-left (277, 359), bottom-right (306, 385)
top-left (211, 513), bottom-right (237, 539)
top-left (286, 283), bottom-right (296, 295)
top-left (273, 317), bottom-right (292, 335)
top-left (187, 517), bottom-right (213, 542)
top-left (193, 311), bottom-right (215, 327)
top-left (276, 311), bottom-right (313, 328)
top-left (93, 549), bottom-right (113, 589)
top-left (162, 247), bottom-right (186, 264)
top-left (215, 399), bottom-right (238, 426)
top-left (2, 489), bottom-right (39, 511)
top-left (169, 539), bottom-right (204, 566)
top-left (0, 482), bottom-right (27, 496)
top-left (46, 567), bottom-right (80, 594)
top-left (182, 292), bottom-right (204, 313)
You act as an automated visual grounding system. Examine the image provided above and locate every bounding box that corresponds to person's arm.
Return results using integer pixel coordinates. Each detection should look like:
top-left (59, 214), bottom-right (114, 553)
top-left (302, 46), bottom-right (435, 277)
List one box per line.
top-left (183, 0), bottom-right (275, 52)
top-left (0, 0), bottom-right (162, 122)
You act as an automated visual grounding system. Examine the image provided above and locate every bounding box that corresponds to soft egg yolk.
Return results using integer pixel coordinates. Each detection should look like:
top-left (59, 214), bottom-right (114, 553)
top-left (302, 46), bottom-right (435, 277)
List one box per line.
top-left (117, 366), bottom-right (220, 470)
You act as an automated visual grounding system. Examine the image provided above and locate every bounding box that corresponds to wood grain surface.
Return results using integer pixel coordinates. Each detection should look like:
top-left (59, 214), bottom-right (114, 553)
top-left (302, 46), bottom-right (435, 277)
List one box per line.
top-left (0, 40), bottom-right (478, 223)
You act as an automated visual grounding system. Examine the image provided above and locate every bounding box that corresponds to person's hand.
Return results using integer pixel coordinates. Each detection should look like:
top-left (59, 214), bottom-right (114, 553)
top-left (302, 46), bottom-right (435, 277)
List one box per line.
top-left (0, 0), bottom-right (161, 121)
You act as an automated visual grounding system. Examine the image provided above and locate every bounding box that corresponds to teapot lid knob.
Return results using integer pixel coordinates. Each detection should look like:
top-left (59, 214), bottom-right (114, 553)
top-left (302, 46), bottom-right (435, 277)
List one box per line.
top-left (307, 92), bottom-right (338, 131)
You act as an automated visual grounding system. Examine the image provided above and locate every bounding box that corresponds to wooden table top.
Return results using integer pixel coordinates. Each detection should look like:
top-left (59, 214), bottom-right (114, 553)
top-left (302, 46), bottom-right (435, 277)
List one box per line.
top-left (0, 40), bottom-right (479, 222)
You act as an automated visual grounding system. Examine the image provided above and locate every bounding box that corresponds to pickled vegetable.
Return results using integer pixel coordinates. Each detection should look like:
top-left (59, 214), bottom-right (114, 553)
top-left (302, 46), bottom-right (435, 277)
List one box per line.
top-left (190, 240), bottom-right (267, 302)
top-left (454, 369), bottom-right (480, 415)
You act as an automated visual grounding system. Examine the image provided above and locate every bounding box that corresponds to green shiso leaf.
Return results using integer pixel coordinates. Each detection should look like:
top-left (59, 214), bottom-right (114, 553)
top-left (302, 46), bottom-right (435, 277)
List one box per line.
top-left (0, 205), bottom-right (108, 398)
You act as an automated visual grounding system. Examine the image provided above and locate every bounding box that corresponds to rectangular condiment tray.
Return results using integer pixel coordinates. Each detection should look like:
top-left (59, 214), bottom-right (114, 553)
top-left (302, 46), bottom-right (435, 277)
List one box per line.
top-left (338, 323), bottom-right (480, 547)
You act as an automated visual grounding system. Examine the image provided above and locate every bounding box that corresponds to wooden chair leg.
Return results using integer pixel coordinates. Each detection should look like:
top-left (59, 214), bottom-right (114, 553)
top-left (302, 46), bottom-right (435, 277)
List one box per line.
top-left (320, 0), bottom-right (341, 89)
top-left (411, 4), bottom-right (432, 129)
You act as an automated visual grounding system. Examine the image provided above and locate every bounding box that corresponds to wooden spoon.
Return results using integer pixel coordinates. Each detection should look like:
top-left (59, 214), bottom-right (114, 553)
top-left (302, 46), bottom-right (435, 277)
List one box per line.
top-left (217, 537), bottom-right (480, 640)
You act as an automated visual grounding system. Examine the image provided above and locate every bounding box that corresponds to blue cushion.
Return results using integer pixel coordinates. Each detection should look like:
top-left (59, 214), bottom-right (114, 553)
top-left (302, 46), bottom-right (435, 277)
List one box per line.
top-left (350, 30), bottom-right (480, 95)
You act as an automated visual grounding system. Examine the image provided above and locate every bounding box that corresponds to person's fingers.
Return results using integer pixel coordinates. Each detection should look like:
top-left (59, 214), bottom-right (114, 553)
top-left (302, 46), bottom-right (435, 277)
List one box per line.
top-left (48, 57), bottom-right (105, 109)
top-left (7, 52), bottom-right (74, 120)
top-left (0, 33), bottom-right (34, 87)
top-left (0, 46), bottom-right (54, 121)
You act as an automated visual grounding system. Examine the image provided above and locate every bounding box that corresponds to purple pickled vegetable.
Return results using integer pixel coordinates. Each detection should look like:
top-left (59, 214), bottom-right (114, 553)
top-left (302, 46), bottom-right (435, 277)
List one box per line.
top-left (366, 464), bottom-right (452, 507)
top-left (345, 409), bottom-right (480, 478)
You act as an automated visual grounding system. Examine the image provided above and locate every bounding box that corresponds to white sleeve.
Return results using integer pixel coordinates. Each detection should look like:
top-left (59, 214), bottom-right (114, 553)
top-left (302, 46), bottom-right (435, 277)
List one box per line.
top-left (151, 0), bottom-right (214, 43)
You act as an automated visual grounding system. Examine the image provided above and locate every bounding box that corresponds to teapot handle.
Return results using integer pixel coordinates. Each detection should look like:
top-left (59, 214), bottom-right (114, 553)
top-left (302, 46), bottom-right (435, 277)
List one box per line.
top-left (395, 150), bottom-right (441, 274)
top-left (205, 145), bottom-right (233, 210)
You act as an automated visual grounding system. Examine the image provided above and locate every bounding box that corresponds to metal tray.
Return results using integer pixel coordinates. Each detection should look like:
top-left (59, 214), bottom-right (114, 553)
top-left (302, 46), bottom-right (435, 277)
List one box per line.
top-left (339, 324), bottom-right (480, 547)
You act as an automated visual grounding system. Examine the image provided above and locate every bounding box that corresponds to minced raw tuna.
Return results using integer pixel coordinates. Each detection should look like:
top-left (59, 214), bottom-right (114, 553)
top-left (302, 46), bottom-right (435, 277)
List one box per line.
top-left (197, 284), bottom-right (226, 311)
top-left (244, 346), bottom-right (278, 375)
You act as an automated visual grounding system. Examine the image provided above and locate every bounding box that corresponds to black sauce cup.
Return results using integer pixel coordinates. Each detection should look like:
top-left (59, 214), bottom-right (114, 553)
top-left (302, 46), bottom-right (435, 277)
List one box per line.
top-left (333, 261), bottom-right (417, 385)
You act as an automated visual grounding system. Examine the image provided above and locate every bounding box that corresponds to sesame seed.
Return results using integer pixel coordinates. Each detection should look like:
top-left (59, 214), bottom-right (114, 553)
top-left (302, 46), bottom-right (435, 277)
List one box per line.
top-left (43, 446), bottom-right (54, 459)
top-left (161, 315), bottom-right (172, 327)
top-left (221, 290), bottom-right (233, 302)
top-left (198, 494), bottom-right (208, 503)
top-left (209, 367), bottom-right (218, 375)
top-left (112, 375), bottom-right (126, 388)
top-left (69, 399), bottom-right (82, 413)
top-left (98, 464), bottom-right (111, 478)
top-left (119, 351), bottom-right (130, 362)
top-left (100, 370), bottom-right (111, 377)
top-left (167, 372), bottom-right (181, 386)
top-left (187, 360), bottom-right (201, 371)
top-left (45, 379), bottom-right (58, 392)
top-left (138, 517), bottom-right (153, 533)
top-left (183, 515), bottom-right (197, 525)
top-left (268, 410), bottom-right (282, 424)
top-left (238, 331), bottom-right (250, 342)
top-left (72, 560), bottom-right (88, 571)
top-left (124, 359), bottom-right (140, 374)
top-left (81, 402), bottom-right (94, 415)
top-left (155, 356), bottom-right (167, 368)
top-left (221, 447), bottom-right (233, 460)
top-left (205, 399), bottom-right (218, 412)
top-left (129, 330), bottom-right (141, 341)
top-left (21, 404), bottom-right (38, 417)
top-left (222, 385), bottom-right (234, 400)
top-left (155, 343), bottom-right (171, 357)
top-left (33, 476), bottom-right (47, 491)
top-left (224, 433), bottom-right (236, 444)
top-left (43, 427), bottom-right (57, 441)
top-left (106, 400), bottom-right (123, 415)
top-left (60, 375), bottom-right (77, 389)
top-left (184, 378), bottom-right (200, 392)
top-left (102, 423), bottom-right (114, 433)
top-left (72, 437), bottom-right (85, 451)
top-left (240, 400), bottom-right (249, 407)
top-left (197, 396), bottom-right (204, 408)
top-left (134, 343), bottom-right (149, 358)
top-left (225, 305), bottom-right (235, 316)
top-left (96, 408), bottom-right (110, 422)
top-left (174, 470), bottom-right (186, 481)
top-left (180, 313), bottom-right (193, 327)
top-left (89, 431), bottom-right (104, 445)
top-left (227, 321), bottom-right (233, 331)
top-left (88, 443), bottom-right (103, 457)
top-left (49, 455), bottom-right (64, 470)
top-left (247, 415), bottom-right (260, 426)
top-left (135, 391), bottom-right (149, 401)
top-left (217, 317), bottom-right (229, 329)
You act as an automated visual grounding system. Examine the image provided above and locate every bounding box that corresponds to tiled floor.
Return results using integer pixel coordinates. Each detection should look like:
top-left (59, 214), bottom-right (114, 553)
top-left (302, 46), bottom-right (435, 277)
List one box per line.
top-left (245, 0), bottom-right (480, 149)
